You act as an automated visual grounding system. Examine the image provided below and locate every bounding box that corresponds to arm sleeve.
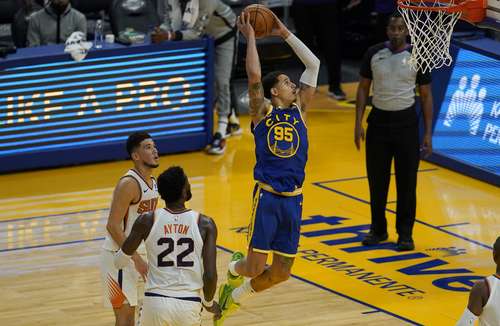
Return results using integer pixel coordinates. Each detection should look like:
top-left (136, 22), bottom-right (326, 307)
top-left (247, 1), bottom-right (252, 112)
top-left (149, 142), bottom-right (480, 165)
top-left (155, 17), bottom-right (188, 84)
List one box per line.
top-left (284, 33), bottom-right (320, 87)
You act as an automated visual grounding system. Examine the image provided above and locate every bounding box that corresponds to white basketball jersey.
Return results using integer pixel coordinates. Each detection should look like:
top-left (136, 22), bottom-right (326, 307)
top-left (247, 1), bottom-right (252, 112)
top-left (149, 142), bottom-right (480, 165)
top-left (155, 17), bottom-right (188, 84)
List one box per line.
top-left (103, 169), bottom-right (159, 255)
top-left (144, 208), bottom-right (204, 297)
top-left (479, 275), bottom-right (500, 326)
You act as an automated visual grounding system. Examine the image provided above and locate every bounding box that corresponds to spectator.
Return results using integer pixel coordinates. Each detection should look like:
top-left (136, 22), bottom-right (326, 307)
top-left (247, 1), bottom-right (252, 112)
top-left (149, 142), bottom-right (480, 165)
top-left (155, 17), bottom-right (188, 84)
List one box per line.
top-left (291, 0), bottom-right (345, 100)
top-left (27, 0), bottom-right (86, 47)
top-left (12, 0), bottom-right (42, 48)
top-left (153, 0), bottom-right (241, 155)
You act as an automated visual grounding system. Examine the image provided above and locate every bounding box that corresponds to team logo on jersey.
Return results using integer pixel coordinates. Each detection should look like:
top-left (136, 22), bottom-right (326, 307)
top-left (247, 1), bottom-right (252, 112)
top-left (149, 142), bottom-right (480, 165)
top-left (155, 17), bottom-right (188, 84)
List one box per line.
top-left (267, 122), bottom-right (300, 158)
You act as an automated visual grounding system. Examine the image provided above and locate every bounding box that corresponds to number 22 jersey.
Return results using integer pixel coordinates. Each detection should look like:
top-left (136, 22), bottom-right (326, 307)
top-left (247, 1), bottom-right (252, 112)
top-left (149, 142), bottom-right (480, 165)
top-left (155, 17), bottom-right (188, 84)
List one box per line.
top-left (144, 208), bottom-right (204, 297)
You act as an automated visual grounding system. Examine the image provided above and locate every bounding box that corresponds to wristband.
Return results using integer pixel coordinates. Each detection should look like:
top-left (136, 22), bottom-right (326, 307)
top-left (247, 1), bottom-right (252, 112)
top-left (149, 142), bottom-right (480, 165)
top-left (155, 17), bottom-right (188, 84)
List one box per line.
top-left (202, 297), bottom-right (214, 308)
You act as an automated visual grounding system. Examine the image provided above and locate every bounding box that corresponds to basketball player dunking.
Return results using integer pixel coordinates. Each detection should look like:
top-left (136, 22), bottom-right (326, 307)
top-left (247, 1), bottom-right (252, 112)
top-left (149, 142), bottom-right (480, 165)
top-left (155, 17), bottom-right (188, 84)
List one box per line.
top-left (456, 236), bottom-right (500, 326)
top-left (214, 11), bottom-right (320, 324)
top-left (101, 132), bottom-right (160, 326)
top-left (114, 166), bottom-right (221, 325)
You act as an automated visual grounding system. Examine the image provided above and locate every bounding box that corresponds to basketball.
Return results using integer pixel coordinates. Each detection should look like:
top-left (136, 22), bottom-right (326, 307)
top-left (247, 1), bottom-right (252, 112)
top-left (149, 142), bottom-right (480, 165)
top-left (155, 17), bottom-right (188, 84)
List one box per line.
top-left (242, 4), bottom-right (275, 39)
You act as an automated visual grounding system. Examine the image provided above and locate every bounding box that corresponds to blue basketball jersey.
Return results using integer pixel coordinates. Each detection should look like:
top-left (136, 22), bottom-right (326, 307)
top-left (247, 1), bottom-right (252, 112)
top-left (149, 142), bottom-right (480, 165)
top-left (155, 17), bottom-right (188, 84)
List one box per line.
top-left (253, 105), bottom-right (308, 193)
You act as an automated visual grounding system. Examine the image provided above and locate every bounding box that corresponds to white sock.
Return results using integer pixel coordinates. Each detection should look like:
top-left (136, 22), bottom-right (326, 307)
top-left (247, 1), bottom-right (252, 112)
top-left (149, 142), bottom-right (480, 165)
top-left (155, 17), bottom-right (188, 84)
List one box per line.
top-left (229, 112), bottom-right (239, 124)
top-left (217, 117), bottom-right (228, 136)
top-left (228, 261), bottom-right (239, 277)
top-left (231, 279), bottom-right (255, 304)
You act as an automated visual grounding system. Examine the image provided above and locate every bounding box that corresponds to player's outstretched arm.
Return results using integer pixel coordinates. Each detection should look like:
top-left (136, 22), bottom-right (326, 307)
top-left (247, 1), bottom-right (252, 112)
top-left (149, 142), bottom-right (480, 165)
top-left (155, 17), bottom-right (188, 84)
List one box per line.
top-left (114, 212), bottom-right (154, 269)
top-left (270, 12), bottom-right (319, 113)
top-left (199, 214), bottom-right (221, 318)
top-left (238, 12), bottom-right (266, 126)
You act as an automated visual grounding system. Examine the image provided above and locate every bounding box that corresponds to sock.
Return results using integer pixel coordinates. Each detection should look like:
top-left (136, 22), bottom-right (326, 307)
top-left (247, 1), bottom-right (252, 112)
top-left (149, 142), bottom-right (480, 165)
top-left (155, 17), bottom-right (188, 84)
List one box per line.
top-left (229, 112), bottom-right (239, 124)
top-left (231, 279), bottom-right (255, 304)
top-left (228, 261), bottom-right (239, 277)
top-left (217, 117), bottom-right (228, 136)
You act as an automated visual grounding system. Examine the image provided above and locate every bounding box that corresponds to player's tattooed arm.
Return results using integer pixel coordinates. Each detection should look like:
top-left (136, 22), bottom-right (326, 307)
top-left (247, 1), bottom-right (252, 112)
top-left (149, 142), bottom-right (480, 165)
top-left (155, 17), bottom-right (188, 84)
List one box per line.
top-left (249, 82), bottom-right (266, 123)
top-left (297, 82), bottom-right (315, 116)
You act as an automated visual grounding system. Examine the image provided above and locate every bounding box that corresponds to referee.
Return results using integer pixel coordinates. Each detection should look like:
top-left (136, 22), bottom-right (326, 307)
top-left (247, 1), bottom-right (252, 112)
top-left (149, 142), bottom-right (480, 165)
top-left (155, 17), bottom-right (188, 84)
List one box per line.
top-left (354, 12), bottom-right (433, 251)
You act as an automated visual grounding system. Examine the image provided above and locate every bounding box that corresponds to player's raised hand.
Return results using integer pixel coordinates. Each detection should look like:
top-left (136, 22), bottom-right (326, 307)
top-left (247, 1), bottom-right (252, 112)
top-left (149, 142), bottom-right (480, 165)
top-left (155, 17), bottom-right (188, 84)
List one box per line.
top-left (237, 12), bottom-right (255, 39)
top-left (268, 11), bottom-right (290, 39)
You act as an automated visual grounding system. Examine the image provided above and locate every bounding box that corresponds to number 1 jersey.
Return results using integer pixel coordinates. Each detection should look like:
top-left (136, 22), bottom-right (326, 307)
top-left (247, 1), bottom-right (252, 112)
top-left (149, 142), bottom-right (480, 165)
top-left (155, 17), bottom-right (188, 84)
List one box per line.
top-left (144, 208), bottom-right (204, 297)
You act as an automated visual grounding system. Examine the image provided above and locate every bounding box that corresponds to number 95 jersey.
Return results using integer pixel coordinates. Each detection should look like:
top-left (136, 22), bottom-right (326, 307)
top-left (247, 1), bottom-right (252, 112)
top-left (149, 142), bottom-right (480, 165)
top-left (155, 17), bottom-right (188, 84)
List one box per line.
top-left (144, 208), bottom-right (204, 298)
top-left (253, 105), bottom-right (308, 193)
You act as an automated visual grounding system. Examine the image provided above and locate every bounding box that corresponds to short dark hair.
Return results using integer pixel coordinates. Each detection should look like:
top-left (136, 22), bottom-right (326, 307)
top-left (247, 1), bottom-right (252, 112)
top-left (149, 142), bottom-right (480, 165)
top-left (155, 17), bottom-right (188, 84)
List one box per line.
top-left (126, 132), bottom-right (152, 157)
top-left (158, 166), bottom-right (187, 204)
top-left (494, 236), bottom-right (500, 252)
top-left (262, 71), bottom-right (285, 99)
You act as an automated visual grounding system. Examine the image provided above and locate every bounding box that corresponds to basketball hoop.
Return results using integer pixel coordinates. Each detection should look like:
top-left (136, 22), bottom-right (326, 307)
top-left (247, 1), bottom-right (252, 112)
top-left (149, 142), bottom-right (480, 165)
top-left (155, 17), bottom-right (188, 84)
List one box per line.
top-left (397, 0), bottom-right (486, 73)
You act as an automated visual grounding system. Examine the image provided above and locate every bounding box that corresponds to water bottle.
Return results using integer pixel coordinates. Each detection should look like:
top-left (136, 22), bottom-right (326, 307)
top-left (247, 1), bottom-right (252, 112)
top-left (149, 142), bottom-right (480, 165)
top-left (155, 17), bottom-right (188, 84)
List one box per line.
top-left (94, 19), bottom-right (104, 49)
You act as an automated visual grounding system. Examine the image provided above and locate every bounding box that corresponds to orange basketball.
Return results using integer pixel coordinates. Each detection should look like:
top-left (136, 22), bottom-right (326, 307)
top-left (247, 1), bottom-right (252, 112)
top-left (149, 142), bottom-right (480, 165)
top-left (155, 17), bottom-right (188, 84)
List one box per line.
top-left (243, 4), bottom-right (275, 39)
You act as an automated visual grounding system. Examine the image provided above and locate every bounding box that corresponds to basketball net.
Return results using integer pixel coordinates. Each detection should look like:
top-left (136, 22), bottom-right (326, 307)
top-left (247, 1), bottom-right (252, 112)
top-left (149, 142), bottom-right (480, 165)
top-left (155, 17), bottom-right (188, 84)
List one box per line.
top-left (398, 0), bottom-right (462, 73)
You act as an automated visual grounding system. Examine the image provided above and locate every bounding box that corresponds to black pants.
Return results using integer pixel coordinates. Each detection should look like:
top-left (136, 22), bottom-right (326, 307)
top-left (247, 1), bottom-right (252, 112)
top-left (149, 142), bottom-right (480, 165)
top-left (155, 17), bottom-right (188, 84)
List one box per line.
top-left (291, 3), bottom-right (342, 91)
top-left (365, 106), bottom-right (420, 240)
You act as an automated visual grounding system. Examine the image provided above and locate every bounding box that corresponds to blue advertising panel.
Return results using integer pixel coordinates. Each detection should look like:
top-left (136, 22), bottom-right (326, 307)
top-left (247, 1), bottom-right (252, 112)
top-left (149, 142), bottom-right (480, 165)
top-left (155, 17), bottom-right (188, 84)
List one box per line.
top-left (430, 43), bottom-right (500, 186)
top-left (0, 40), bottom-right (214, 173)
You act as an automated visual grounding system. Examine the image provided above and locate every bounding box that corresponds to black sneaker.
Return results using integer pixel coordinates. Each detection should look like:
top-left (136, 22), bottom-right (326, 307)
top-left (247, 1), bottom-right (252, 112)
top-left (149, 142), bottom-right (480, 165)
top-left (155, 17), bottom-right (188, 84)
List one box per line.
top-left (207, 132), bottom-right (226, 155)
top-left (362, 232), bottom-right (389, 246)
top-left (226, 122), bottom-right (242, 138)
top-left (397, 238), bottom-right (415, 251)
top-left (327, 88), bottom-right (346, 101)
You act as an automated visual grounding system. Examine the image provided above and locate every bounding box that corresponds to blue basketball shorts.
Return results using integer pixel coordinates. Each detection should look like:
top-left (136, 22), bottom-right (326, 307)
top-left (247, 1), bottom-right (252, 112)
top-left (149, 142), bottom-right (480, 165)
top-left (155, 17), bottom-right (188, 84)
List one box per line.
top-left (247, 184), bottom-right (303, 257)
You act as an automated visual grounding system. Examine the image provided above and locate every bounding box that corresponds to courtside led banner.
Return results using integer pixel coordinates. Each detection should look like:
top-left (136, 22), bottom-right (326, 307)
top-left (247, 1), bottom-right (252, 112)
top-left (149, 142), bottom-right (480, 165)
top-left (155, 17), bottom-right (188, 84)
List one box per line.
top-left (0, 41), bottom-right (213, 172)
top-left (432, 48), bottom-right (500, 177)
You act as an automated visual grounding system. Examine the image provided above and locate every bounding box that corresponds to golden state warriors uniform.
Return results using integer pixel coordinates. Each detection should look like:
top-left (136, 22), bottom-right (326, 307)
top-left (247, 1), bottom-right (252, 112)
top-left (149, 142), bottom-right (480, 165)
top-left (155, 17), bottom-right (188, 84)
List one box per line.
top-left (100, 169), bottom-right (159, 308)
top-left (249, 104), bottom-right (307, 257)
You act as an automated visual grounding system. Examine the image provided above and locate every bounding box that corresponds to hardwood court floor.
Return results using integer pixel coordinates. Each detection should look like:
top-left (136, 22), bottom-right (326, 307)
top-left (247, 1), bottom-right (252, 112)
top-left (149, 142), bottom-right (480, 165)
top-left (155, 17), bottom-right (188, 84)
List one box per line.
top-left (0, 84), bottom-right (498, 325)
